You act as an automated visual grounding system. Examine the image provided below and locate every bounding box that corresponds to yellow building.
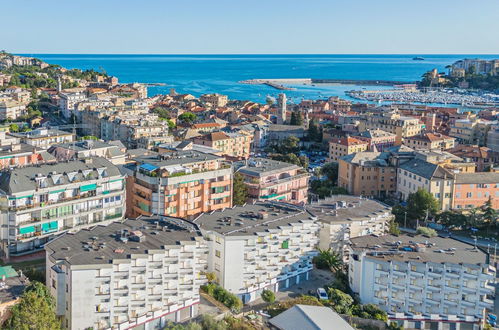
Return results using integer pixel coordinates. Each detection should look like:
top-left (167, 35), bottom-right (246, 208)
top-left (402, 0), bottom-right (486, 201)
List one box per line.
top-left (328, 137), bottom-right (369, 162)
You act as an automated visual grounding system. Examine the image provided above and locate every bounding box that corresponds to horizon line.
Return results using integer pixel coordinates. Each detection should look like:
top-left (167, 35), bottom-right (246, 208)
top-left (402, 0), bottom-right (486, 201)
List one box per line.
top-left (14, 52), bottom-right (499, 56)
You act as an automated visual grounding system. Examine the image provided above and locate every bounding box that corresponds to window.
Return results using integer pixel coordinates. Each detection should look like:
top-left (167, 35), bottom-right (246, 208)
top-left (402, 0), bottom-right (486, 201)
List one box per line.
top-left (281, 240), bottom-right (289, 249)
top-left (467, 192), bottom-right (473, 198)
top-left (215, 250), bottom-right (221, 258)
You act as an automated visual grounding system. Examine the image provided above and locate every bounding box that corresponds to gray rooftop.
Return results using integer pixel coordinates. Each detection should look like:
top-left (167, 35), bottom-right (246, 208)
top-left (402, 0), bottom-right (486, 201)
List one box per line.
top-left (269, 304), bottom-right (354, 330)
top-left (350, 234), bottom-right (489, 265)
top-left (134, 150), bottom-right (223, 168)
top-left (455, 172), bottom-right (499, 184)
top-left (49, 140), bottom-right (121, 152)
top-left (398, 158), bottom-right (450, 180)
top-left (193, 201), bottom-right (315, 237)
top-left (0, 157), bottom-right (122, 194)
top-left (235, 158), bottom-right (299, 177)
top-left (306, 195), bottom-right (392, 224)
top-left (45, 217), bottom-right (202, 266)
top-left (340, 152), bottom-right (391, 167)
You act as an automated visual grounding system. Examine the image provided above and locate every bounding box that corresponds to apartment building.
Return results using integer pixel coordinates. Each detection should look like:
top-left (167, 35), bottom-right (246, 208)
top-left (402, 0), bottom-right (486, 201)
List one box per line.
top-left (356, 129), bottom-right (396, 151)
top-left (0, 157), bottom-right (125, 258)
top-left (45, 216), bottom-right (208, 330)
top-left (9, 127), bottom-right (75, 149)
top-left (48, 140), bottom-right (126, 165)
top-left (403, 132), bottom-right (455, 151)
top-left (100, 114), bottom-right (168, 148)
top-left (328, 137), bottom-right (368, 162)
top-left (123, 151), bottom-right (232, 219)
top-left (306, 195), bottom-right (392, 253)
top-left (487, 124), bottom-right (499, 152)
top-left (200, 93), bottom-right (228, 108)
top-left (338, 152), bottom-right (397, 198)
top-left (449, 119), bottom-right (496, 146)
top-left (348, 234), bottom-right (496, 329)
top-left (0, 99), bottom-right (26, 121)
top-left (193, 201), bottom-right (320, 303)
top-left (447, 145), bottom-right (498, 172)
top-left (235, 158), bottom-right (309, 205)
top-left (451, 58), bottom-right (499, 76)
top-left (452, 173), bottom-right (499, 210)
top-left (59, 91), bottom-right (87, 119)
top-left (193, 131), bottom-right (252, 160)
top-left (0, 131), bottom-right (48, 170)
top-left (359, 113), bottom-right (424, 145)
top-left (397, 158), bottom-right (454, 210)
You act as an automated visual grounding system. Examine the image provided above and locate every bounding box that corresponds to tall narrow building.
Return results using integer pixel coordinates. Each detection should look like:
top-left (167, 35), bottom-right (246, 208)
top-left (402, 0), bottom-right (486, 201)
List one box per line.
top-left (277, 93), bottom-right (287, 124)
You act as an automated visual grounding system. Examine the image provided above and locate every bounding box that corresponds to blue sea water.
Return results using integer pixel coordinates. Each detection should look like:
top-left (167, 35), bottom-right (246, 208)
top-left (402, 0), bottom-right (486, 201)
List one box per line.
top-left (26, 54), bottom-right (499, 103)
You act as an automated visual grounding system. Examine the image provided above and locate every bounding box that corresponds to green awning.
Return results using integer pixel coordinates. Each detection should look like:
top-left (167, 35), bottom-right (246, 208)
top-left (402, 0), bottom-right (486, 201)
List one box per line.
top-left (19, 226), bottom-right (35, 234)
top-left (102, 190), bottom-right (110, 195)
top-left (42, 222), bottom-right (57, 233)
top-left (50, 189), bottom-right (66, 194)
top-left (0, 266), bottom-right (18, 278)
top-left (9, 194), bottom-right (33, 200)
top-left (80, 184), bottom-right (97, 192)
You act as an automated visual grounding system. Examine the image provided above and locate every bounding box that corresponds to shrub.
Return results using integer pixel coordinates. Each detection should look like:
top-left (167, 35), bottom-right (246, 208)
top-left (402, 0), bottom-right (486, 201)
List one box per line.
top-left (261, 289), bottom-right (276, 303)
top-left (266, 295), bottom-right (323, 317)
top-left (416, 226), bottom-right (437, 237)
top-left (202, 283), bottom-right (242, 312)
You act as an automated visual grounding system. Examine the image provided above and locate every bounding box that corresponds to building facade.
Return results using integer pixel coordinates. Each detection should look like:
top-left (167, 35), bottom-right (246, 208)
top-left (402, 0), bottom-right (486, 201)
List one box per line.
top-left (0, 157), bottom-right (125, 258)
top-left (328, 137), bottom-right (369, 163)
top-left (193, 202), bottom-right (320, 303)
top-left (45, 217), bottom-right (208, 329)
top-left (236, 158), bottom-right (309, 205)
top-left (403, 133), bottom-right (455, 151)
top-left (349, 234), bottom-right (496, 329)
top-left (124, 151), bottom-right (232, 219)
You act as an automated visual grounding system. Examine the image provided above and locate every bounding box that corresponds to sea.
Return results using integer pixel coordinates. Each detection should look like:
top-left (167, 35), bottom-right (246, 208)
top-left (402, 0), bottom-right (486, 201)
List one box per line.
top-left (25, 54), bottom-right (499, 105)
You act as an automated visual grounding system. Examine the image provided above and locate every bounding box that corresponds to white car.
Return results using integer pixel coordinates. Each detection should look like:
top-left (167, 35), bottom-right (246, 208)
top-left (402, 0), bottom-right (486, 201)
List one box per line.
top-left (317, 288), bottom-right (328, 300)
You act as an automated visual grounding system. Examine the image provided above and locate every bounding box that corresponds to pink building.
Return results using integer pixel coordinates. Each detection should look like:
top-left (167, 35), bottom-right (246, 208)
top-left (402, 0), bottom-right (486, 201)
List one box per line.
top-left (236, 158), bottom-right (310, 205)
top-left (452, 172), bottom-right (499, 210)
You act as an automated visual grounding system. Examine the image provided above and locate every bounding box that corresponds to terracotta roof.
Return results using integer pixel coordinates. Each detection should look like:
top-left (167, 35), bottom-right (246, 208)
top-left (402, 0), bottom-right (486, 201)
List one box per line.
top-left (408, 132), bottom-right (454, 142)
top-left (192, 123), bottom-right (221, 129)
top-left (198, 131), bottom-right (230, 142)
top-left (448, 145), bottom-right (492, 159)
top-left (331, 137), bottom-right (368, 147)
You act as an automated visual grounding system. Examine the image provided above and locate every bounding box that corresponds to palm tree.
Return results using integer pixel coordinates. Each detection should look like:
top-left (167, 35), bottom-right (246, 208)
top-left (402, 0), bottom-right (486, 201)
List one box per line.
top-left (314, 248), bottom-right (343, 274)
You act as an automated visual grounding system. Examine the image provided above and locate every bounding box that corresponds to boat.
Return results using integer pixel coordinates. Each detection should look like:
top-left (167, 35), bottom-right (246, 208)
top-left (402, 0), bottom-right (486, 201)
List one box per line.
top-left (412, 57), bottom-right (425, 61)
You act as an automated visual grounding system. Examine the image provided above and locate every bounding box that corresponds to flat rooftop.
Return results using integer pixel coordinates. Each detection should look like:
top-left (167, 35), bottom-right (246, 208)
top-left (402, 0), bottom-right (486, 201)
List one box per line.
top-left (133, 150), bottom-right (223, 168)
top-left (306, 195), bottom-right (392, 224)
top-left (193, 201), bottom-right (315, 237)
top-left (45, 217), bottom-right (202, 266)
top-left (235, 158), bottom-right (299, 177)
top-left (350, 234), bottom-right (489, 265)
top-left (0, 266), bottom-right (27, 304)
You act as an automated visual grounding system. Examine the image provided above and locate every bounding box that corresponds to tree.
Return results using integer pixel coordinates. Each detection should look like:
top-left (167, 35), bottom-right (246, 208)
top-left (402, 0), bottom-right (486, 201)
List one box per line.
top-left (289, 111), bottom-right (303, 126)
top-left (388, 219), bottom-right (401, 235)
top-left (327, 288), bottom-right (354, 314)
top-left (482, 197), bottom-right (497, 233)
top-left (166, 119), bottom-right (176, 130)
top-left (6, 282), bottom-right (61, 330)
top-left (313, 248), bottom-right (343, 274)
top-left (280, 136), bottom-right (300, 154)
top-left (436, 211), bottom-right (467, 230)
top-left (261, 289), bottom-right (276, 303)
top-left (9, 123), bottom-right (19, 133)
top-left (204, 272), bottom-right (217, 283)
top-left (320, 162), bottom-right (339, 184)
top-left (232, 172), bottom-right (248, 206)
top-left (178, 112), bottom-right (197, 123)
top-left (406, 189), bottom-right (439, 226)
top-left (308, 119), bottom-right (322, 142)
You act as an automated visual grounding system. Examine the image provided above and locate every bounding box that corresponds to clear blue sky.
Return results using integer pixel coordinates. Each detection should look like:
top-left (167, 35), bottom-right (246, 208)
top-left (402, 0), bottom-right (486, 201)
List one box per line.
top-left (3, 0), bottom-right (499, 54)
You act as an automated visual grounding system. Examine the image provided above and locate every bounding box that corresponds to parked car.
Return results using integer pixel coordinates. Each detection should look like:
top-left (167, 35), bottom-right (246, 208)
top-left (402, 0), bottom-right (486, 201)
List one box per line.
top-left (316, 288), bottom-right (328, 300)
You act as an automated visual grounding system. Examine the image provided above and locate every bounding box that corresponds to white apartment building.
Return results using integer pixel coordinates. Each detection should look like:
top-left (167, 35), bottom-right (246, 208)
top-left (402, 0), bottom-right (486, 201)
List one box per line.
top-left (349, 234), bottom-right (496, 330)
top-left (59, 91), bottom-right (87, 119)
top-left (193, 201), bottom-right (320, 303)
top-left (0, 157), bottom-right (125, 258)
top-left (9, 127), bottom-right (75, 149)
top-left (0, 99), bottom-right (26, 121)
top-left (45, 217), bottom-right (208, 330)
top-left (306, 195), bottom-right (392, 253)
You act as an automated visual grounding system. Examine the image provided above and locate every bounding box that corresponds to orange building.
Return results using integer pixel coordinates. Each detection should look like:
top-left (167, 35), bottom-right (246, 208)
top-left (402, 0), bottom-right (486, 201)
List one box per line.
top-left (452, 172), bottom-right (499, 210)
top-left (124, 151), bottom-right (232, 219)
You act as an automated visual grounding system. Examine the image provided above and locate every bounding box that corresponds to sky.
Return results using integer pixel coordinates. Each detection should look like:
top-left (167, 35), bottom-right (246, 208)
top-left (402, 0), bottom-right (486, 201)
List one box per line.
top-left (2, 0), bottom-right (499, 54)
